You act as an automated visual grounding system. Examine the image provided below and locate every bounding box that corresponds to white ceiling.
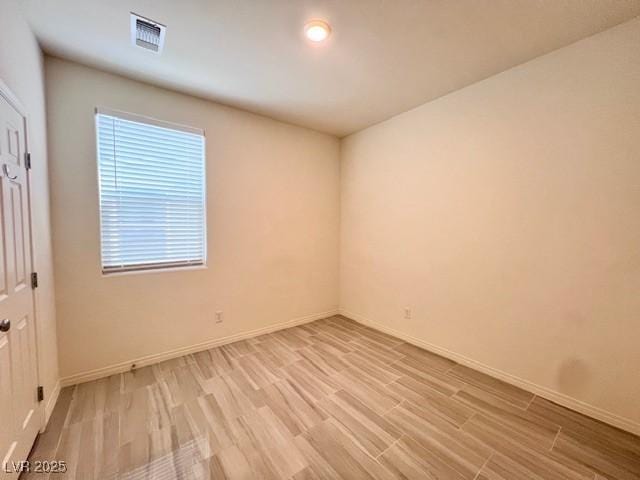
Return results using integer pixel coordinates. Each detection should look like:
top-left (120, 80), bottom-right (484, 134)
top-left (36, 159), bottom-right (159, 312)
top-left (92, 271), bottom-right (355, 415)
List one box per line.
top-left (20, 0), bottom-right (640, 136)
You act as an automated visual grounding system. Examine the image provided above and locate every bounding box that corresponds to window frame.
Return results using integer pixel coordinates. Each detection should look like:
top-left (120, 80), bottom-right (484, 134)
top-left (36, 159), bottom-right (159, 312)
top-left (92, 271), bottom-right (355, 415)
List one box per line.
top-left (94, 107), bottom-right (207, 276)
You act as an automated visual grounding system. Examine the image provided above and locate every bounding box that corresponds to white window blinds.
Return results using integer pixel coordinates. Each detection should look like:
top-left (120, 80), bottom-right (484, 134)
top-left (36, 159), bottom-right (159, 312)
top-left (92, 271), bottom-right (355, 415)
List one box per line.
top-left (96, 108), bottom-right (206, 274)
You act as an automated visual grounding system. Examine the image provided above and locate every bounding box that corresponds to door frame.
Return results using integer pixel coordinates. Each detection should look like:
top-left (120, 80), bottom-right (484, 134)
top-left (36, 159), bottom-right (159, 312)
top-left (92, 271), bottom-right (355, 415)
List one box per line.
top-left (0, 78), bottom-right (46, 432)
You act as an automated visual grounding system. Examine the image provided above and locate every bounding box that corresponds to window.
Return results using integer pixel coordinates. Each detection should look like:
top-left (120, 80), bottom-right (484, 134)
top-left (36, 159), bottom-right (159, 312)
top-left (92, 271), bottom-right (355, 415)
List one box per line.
top-left (95, 108), bottom-right (206, 274)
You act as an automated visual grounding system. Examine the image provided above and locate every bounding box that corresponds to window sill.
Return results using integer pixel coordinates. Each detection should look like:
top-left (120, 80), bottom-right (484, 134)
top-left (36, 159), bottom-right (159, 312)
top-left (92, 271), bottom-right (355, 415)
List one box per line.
top-left (101, 263), bottom-right (207, 278)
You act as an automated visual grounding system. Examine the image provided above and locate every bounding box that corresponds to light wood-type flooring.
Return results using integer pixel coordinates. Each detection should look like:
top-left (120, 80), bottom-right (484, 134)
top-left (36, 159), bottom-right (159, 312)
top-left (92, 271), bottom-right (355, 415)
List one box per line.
top-left (25, 316), bottom-right (640, 479)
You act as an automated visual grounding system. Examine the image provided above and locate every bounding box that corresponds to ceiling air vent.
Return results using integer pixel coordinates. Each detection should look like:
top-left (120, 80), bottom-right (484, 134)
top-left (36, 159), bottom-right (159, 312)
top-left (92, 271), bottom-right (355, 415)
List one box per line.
top-left (130, 13), bottom-right (166, 53)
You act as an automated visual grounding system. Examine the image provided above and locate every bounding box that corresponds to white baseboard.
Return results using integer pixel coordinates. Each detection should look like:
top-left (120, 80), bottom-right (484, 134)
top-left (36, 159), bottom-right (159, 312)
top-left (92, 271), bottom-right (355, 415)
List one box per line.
top-left (43, 380), bottom-right (61, 427)
top-left (340, 309), bottom-right (640, 437)
top-left (60, 309), bottom-right (339, 387)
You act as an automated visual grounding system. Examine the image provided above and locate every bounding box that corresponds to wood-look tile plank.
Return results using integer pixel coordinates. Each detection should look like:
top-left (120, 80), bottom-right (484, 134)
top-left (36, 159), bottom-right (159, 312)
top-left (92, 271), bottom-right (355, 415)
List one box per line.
top-left (173, 403), bottom-right (222, 468)
top-left (254, 338), bottom-right (303, 367)
top-left (324, 318), bottom-right (363, 337)
top-left (224, 367), bottom-right (267, 408)
top-left (237, 406), bottom-right (309, 479)
top-left (393, 343), bottom-right (457, 372)
top-left (552, 431), bottom-right (640, 480)
top-left (235, 352), bottom-right (283, 389)
top-left (271, 328), bottom-right (313, 350)
top-left (183, 395), bottom-right (239, 455)
top-left (447, 364), bottom-right (534, 409)
top-left (390, 354), bottom-right (465, 396)
top-left (295, 323), bottom-right (321, 338)
top-left (475, 450), bottom-right (594, 480)
top-left (203, 394), bottom-right (251, 446)
top-left (103, 374), bottom-right (124, 414)
top-left (314, 323), bottom-right (359, 344)
top-left (92, 411), bottom-right (120, 479)
top-left (66, 383), bottom-right (99, 425)
top-left (119, 426), bottom-right (203, 480)
top-left (354, 327), bottom-right (404, 350)
top-left (310, 332), bottom-right (354, 355)
top-left (308, 339), bottom-right (352, 366)
top-left (74, 419), bottom-right (98, 479)
top-left (461, 413), bottom-right (596, 479)
top-left (199, 444), bottom-right (257, 480)
top-left (205, 374), bottom-right (256, 420)
top-left (220, 339), bottom-right (257, 359)
top-left (528, 397), bottom-right (640, 458)
top-left (384, 400), bottom-right (491, 478)
top-left (379, 435), bottom-right (467, 480)
top-left (333, 367), bottom-right (401, 416)
top-left (349, 337), bottom-right (405, 365)
top-left (291, 465), bottom-right (325, 480)
top-left (453, 384), bottom-right (561, 450)
top-left (48, 421), bottom-right (83, 479)
top-left (281, 359), bottom-right (342, 403)
top-left (162, 364), bottom-right (205, 407)
top-left (293, 435), bottom-right (343, 479)
top-left (386, 376), bottom-right (475, 427)
top-left (122, 366), bottom-right (157, 395)
top-left (461, 411), bottom-right (548, 454)
top-left (297, 344), bottom-right (349, 376)
top-left (342, 351), bottom-right (401, 387)
top-left (193, 347), bottom-right (237, 379)
top-left (260, 379), bottom-right (327, 436)
top-left (329, 315), bottom-right (363, 331)
top-left (153, 354), bottom-right (193, 373)
top-left (118, 386), bottom-right (155, 445)
top-left (298, 419), bottom-right (394, 480)
top-left (118, 427), bottom-right (166, 477)
top-left (318, 390), bottom-right (401, 457)
top-left (23, 387), bottom-right (74, 467)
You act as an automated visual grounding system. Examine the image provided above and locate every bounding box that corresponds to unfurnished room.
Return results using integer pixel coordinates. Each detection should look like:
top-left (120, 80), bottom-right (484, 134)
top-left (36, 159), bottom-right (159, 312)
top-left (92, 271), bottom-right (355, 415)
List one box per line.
top-left (1, 0), bottom-right (640, 478)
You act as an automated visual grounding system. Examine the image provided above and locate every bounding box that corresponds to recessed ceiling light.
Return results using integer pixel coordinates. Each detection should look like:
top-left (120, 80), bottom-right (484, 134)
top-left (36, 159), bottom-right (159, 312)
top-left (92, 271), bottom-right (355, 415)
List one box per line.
top-left (304, 20), bottom-right (331, 43)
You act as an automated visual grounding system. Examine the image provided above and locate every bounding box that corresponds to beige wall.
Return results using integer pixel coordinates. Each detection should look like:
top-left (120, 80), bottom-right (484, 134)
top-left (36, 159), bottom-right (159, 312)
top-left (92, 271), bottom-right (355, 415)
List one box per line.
top-left (340, 18), bottom-right (640, 430)
top-left (45, 57), bottom-right (340, 380)
top-left (0, 0), bottom-right (59, 417)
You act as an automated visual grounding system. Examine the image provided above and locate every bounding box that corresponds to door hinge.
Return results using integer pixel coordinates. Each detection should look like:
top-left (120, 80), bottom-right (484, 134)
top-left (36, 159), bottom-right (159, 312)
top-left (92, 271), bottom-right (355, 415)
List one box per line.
top-left (31, 272), bottom-right (38, 289)
top-left (37, 385), bottom-right (44, 402)
top-left (25, 152), bottom-right (32, 170)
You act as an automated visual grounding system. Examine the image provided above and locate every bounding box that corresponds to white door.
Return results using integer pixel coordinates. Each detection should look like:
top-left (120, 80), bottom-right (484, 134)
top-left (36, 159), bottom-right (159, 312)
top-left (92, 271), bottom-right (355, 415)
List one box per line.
top-left (0, 91), bottom-right (40, 479)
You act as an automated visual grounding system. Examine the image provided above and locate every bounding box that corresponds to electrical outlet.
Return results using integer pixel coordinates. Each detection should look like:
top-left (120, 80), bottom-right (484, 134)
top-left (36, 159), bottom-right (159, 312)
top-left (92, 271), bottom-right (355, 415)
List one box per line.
top-left (404, 308), bottom-right (412, 320)
top-left (215, 311), bottom-right (223, 323)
